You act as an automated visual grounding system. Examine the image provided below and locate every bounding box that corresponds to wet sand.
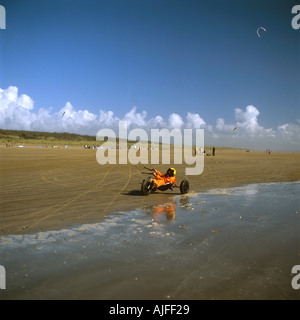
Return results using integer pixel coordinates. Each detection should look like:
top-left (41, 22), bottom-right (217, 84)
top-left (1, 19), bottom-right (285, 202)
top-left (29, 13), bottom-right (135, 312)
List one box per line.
top-left (1, 182), bottom-right (299, 300)
top-left (0, 145), bottom-right (299, 235)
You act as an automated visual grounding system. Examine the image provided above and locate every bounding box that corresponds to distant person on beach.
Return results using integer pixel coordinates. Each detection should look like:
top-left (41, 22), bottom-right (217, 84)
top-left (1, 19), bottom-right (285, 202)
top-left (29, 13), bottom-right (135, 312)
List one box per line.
top-left (212, 147), bottom-right (215, 156)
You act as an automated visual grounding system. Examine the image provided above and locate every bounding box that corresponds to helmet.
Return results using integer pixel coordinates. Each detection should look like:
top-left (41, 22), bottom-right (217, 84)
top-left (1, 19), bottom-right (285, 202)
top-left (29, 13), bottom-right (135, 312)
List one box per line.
top-left (167, 168), bottom-right (176, 176)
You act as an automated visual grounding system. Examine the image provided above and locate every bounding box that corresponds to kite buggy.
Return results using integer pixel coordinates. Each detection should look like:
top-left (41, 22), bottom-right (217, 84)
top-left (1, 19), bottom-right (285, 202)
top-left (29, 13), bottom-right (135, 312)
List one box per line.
top-left (141, 167), bottom-right (190, 196)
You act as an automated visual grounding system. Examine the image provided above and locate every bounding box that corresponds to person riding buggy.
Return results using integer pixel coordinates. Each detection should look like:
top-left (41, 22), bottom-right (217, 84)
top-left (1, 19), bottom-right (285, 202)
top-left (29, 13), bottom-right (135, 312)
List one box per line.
top-left (153, 167), bottom-right (177, 189)
top-left (141, 167), bottom-right (189, 195)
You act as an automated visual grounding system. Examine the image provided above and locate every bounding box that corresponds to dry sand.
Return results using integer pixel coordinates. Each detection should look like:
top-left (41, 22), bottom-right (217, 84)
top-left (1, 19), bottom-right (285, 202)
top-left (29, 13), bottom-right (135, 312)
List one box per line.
top-left (0, 145), bottom-right (299, 235)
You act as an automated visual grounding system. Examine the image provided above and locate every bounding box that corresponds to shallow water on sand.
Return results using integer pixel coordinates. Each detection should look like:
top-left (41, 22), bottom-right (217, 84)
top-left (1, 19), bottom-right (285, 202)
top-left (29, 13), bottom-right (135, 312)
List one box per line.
top-left (1, 182), bottom-right (299, 299)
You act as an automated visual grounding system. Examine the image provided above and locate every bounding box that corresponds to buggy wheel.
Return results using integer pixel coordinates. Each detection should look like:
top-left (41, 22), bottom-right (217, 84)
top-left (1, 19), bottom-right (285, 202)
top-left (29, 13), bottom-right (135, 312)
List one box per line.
top-left (141, 179), bottom-right (152, 196)
top-left (180, 180), bottom-right (189, 194)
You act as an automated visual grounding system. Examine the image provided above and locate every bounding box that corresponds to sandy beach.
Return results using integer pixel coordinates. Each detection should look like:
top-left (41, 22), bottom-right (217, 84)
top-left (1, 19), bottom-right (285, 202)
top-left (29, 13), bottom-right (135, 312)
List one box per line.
top-left (1, 145), bottom-right (300, 300)
top-left (0, 145), bottom-right (299, 235)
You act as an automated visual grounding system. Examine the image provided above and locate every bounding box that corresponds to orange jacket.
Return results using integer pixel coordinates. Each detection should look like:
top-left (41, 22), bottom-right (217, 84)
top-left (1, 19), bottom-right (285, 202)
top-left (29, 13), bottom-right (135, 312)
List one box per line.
top-left (154, 170), bottom-right (176, 187)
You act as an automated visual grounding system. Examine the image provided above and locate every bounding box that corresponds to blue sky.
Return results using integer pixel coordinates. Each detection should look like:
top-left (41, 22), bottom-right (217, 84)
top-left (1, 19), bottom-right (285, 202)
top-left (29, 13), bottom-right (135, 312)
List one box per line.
top-left (0, 0), bottom-right (299, 150)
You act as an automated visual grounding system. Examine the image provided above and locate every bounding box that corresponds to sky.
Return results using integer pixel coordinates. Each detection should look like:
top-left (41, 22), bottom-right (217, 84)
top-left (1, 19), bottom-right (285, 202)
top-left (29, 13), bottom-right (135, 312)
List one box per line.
top-left (0, 0), bottom-right (299, 151)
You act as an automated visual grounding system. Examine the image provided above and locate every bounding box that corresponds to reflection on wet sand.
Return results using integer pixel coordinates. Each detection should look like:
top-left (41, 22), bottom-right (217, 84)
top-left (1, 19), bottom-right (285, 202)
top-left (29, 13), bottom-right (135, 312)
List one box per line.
top-left (152, 201), bottom-right (176, 222)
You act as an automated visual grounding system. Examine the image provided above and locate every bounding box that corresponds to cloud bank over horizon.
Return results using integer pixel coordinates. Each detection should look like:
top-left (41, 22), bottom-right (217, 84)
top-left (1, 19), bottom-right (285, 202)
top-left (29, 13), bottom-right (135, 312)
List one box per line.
top-left (0, 86), bottom-right (299, 151)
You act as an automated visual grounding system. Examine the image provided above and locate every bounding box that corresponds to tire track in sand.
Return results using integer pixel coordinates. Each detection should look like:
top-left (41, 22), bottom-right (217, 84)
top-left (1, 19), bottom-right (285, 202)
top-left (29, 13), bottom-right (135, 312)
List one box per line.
top-left (96, 164), bottom-right (133, 221)
top-left (18, 166), bottom-right (113, 233)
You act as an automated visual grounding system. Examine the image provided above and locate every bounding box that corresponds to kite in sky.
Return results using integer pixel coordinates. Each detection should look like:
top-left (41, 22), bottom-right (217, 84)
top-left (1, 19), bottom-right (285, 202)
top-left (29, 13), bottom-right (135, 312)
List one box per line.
top-left (257, 27), bottom-right (267, 38)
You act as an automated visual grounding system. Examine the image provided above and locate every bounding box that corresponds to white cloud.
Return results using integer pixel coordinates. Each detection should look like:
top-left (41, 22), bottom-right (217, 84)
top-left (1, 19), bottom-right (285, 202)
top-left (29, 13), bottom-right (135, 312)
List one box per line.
top-left (0, 86), bottom-right (299, 151)
top-left (216, 118), bottom-right (234, 132)
top-left (209, 105), bottom-right (280, 149)
top-left (124, 106), bottom-right (147, 127)
top-left (0, 86), bottom-right (35, 130)
top-left (186, 112), bottom-right (206, 129)
top-left (235, 105), bottom-right (260, 133)
top-left (18, 94), bottom-right (34, 110)
top-left (99, 110), bottom-right (118, 127)
top-left (278, 123), bottom-right (300, 138)
top-left (168, 113), bottom-right (184, 129)
top-left (233, 105), bottom-right (276, 138)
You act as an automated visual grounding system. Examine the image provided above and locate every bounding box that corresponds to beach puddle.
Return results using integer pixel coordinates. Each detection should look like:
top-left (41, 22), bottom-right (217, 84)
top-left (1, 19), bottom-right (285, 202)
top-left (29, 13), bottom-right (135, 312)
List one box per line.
top-left (0, 182), bottom-right (299, 299)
